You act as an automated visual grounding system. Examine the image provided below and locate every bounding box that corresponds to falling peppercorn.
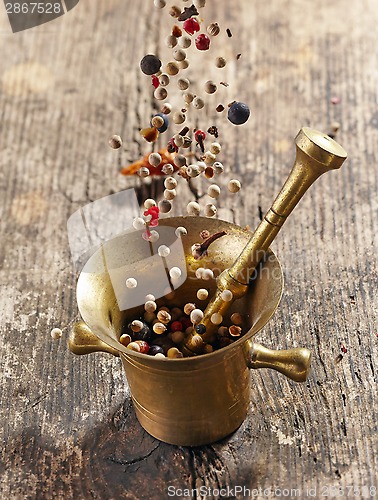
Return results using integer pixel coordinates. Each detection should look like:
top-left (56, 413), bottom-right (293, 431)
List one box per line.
top-left (140, 54), bottom-right (162, 75)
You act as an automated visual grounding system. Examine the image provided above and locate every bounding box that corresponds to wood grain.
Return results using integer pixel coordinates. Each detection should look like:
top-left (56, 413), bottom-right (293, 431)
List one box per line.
top-left (0, 0), bottom-right (377, 498)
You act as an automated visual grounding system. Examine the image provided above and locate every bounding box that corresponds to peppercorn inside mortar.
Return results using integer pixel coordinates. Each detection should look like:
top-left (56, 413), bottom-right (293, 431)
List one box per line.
top-left (120, 296), bottom-right (246, 358)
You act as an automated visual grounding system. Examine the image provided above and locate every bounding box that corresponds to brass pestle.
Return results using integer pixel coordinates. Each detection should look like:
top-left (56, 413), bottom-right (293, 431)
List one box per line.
top-left (183, 127), bottom-right (347, 355)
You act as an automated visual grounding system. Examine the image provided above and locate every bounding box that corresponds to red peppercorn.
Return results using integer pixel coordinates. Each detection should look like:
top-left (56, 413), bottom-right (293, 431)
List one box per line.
top-left (194, 130), bottom-right (206, 142)
top-left (171, 321), bottom-right (183, 332)
top-left (151, 75), bottom-right (159, 89)
top-left (180, 317), bottom-right (192, 330)
top-left (134, 340), bottom-right (150, 354)
top-left (195, 33), bottom-right (211, 51)
top-left (183, 18), bottom-right (200, 35)
top-left (144, 206), bottom-right (160, 227)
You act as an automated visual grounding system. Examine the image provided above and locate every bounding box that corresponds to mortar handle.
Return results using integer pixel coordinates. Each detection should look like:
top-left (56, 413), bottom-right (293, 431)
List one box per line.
top-left (68, 321), bottom-right (119, 357)
top-left (248, 342), bottom-right (311, 382)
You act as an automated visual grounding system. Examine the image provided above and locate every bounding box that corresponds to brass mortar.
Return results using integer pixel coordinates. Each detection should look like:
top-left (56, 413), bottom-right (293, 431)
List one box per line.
top-left (68, 127), bottom-right (347, 446)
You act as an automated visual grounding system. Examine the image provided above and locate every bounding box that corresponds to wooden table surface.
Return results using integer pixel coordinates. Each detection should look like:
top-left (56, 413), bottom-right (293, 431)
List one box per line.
top-left (0, 0), bottom-right (377, 498)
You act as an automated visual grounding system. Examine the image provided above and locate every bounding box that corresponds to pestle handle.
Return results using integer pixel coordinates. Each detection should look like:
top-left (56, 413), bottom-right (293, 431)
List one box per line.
top-left (183, 128), bottom-right (347, 354)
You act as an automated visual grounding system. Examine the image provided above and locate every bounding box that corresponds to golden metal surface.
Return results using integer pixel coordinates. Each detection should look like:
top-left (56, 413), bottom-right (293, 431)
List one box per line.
top-left (184, 128), bottom-right (347, 350)
top-left (248, 343), bottom-right (311, 383)
top-left (69, 321), bottom-right (119, 357)
top-left (68, 216), bottom-right (309, 445)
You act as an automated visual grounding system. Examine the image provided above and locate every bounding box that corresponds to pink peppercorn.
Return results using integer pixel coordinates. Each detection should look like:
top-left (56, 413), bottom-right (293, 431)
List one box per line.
top-left (195, 34), bottom-right (211, 51)
top-left (151, 75), bottom-right (159, 89)
top-left (171, 321), bottom-right (183, 332)
top-left (135, 340), bottom-right (150, 354)
top-left (144, 206), bottom-right (160, 227)
top-left (183, 18), bottom-right (200, 35)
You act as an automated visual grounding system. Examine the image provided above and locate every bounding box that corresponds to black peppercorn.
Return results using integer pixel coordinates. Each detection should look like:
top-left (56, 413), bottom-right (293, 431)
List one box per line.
top-left (195, 323), bottom-right (206, 335)
top-left (127, 321), bottom-right (153, 342)
top-left (140, 54), bottom-right (162, 75)
top-left (148, 345), bottom-right (165, 356)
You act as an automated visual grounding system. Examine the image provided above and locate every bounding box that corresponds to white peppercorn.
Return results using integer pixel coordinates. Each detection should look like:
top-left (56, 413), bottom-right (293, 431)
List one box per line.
top-left (153, 322), bottom-right (167, 334)
top-left (193, 97), bottom-right (205, 109)
top-left (158, 245), bottom-right (171, 258)
top-left (145, 300), bottom-right (157, 312)
top-left (161, 163), bottom-right (174, 174)
top-left (184, 302), bottom-right (196, 315)
top-left (154, 87), bottom-right (168, 100)
top-left (187, 201), bottom-right (200, 216)
top-left (159, 73), bottom-right (170, 86)
top-left (127, 342), bottom-right (141, 352)
top-left (211, 313), bottom-right (223, 325)
top-left (164, 188), bottom-right (176, 200)
top-left (173, 154), bottom-right (186, 167)
top-left (130, 320), bottom-right (144, 332)
top-left (202, 268), bottom-right (214, 280)
top-left (205, 204), bottom-right (217, 217)
top-left (133, 217), bottom-right (146, 230)
top-left (187, 164), bottom-right (201, 178)
top-left (126, 277), bottom-right (137, 289)
top-left (108, 135), bottom-right (122, 149)
top-left (182, 92), bottom-right (194, 103)
top-left (175, 226), bottom-right (187, 237)
top-left (145, 294), bottom-right (156, 302)
top-left (169, 267), bottom-right (182, 280)
top-left (207, 184), bottom-right (220, 198)
top-left (195, 267), bottom-right (204, 279)
top-left (228, 179), bottom-right (241, 193)
top-left (213, 161), bottom-right (224, 174)
top-left (173, 133), bottom-right (184, 147)
top-left (137, 167), bottom-right (150, 177)
top-left (210, 142), bottom-right (222, 155)
top-left (161, 103), bottom-right (172, 114)
top-left (148, 230), bottom-right (160, 242)
top-left (204, 80), bottom-right (217, 94)
top-left (159, 199), bottom-right (172, 213)
top-left (154, 0), bottom-right (166, 7)
top-left (230, 312), bottom-right (243, 325)
top-left (215, 56), bottom-right (227, 68)
top-left (148, 152), bottom-right (162, 167)
top-left (197, 289), bottom-right (209, 300)
top-left (167, 347), bottom-right (183, 358)
top-left (164, 176), bottom-right (177, 189)
top-left (190, 308), bottom-right (204, 324)
top-left (179, 36), bottom-right (191, 48)
top-left (173, 111), bottom-right (186, 124)
top-left (166, 61), bottom-right (180, 75)
top-left (50, 328), bottom-right (62, 340)
top-left (151, 115), bottom-right (165, 129)
top-left (179, 60), bottom-right (189, 70)
top-left (165, 35), bottom-right (177, 48)
top-left (173, 49), bottom-right (186, 62)
top-left (177, 78), bottom-right (190, 90)
top-left (221, 290), bottom-right (233, 302)
top-left (144, 199), bottom-right (156, 209)
top-left (203, 151), bottom-right (216, 164)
